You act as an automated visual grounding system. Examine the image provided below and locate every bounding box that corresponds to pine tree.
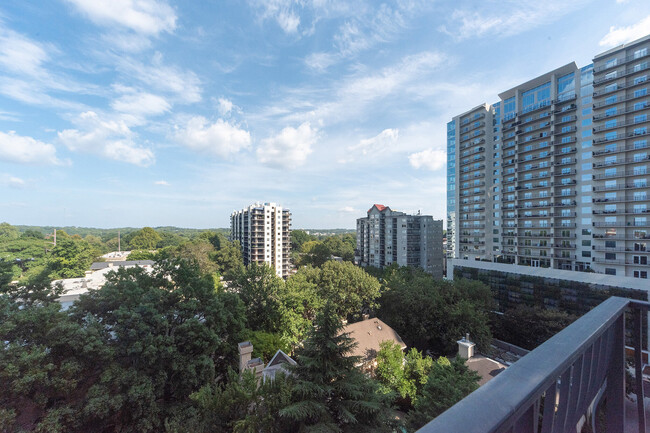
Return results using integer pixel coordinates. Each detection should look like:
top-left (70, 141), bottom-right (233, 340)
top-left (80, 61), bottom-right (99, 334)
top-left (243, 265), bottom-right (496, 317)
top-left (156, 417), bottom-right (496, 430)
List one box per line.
top-left (280, 303), bottom-right (396, 432)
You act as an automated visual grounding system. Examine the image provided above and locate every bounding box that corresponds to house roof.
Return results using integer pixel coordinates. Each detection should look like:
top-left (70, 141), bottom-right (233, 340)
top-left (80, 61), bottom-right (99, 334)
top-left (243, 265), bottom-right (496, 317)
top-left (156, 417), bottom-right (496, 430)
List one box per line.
top-left (368, 204), bottom-right (387, 213)
top-left (267, 349), bottom-right (297, 368)
top-left (466, 355), bottom-right (507, 386)
top-left (342, 318), bottom-right (406, 363)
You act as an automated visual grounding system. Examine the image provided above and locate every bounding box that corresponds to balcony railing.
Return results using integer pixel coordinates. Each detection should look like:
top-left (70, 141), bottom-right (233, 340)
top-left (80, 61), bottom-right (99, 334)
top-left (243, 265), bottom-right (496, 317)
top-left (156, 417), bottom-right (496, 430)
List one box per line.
top-left (417, 296), bottom-right (648, 433)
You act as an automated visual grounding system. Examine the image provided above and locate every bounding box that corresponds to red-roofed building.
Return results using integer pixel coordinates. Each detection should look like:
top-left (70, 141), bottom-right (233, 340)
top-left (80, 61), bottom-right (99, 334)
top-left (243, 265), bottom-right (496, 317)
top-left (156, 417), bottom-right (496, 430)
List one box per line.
top-left (355, 204), bottom-right (443, 277)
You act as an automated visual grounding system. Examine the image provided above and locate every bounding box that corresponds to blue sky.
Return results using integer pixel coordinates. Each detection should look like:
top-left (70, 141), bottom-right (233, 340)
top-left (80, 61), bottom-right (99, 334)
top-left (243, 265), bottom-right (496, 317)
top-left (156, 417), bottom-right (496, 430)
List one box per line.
top-left (1, 0), bottom-right (649, 229)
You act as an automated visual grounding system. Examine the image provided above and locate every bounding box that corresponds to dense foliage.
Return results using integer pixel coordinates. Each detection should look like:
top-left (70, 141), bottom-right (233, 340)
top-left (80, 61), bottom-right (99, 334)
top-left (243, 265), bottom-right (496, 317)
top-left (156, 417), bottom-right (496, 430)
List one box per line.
top-left (378, 266), bottom-right (494, 355)
top-left (0, 260), bottom-right (246, 433)
top-left (280, 304), bottom-right (397, 432)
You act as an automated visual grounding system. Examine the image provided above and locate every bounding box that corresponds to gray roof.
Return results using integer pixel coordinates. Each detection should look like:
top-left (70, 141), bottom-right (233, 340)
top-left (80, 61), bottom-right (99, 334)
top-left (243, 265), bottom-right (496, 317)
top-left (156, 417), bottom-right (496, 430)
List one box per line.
top-left (90, 260), bottom-right (155, 270)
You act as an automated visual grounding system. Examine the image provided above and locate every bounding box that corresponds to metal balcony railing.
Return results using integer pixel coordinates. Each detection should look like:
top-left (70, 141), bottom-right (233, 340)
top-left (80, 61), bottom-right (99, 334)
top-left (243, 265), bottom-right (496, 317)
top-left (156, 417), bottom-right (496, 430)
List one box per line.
top-left (417, 296), bottom-right (648, 433)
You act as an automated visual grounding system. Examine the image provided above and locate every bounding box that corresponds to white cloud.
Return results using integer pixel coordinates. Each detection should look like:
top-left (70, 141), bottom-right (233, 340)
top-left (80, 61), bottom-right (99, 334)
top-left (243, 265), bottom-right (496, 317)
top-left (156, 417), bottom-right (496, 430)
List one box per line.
top-left (174, 116), bottom-right (251, 158)
top-left (408, 149), bottom-right (446, 171)
top-left (338, 206), bottom-right (357, 213)
top-left (277, 10), bottom-right (300, 33)
top-left (304, 52), bottom-right (339, 72)
top-left (58, 111), bottom-right (155, 166)
top-left (600, 15), bottom-right (650, 47)
top-left (154, 180), bottom-right (169, 186)
top-left (350, 128), bottom-right (399, 155)
top-left (111, 91), bottom-right (171, 117)
top-left (118, 54), bottom-right (202, 103)
top-left (0, 27), bottom-right (50, 78)
top-left (65, 0), bottom-right (177, 35)
top-left (249, 0), bottom-right (301, 34)
top-left (263, 51), bottom-right (445, 126)
top-left (441, 1), bottom-right (588, 41)
top-left (0, 174), bottom-right (25, 189)
top-left (217, 98), bottom-right (233, 116)
top-left (0, 131), bottom-right (61, 165)
top-left (257, 122), bottom-right (317, 168)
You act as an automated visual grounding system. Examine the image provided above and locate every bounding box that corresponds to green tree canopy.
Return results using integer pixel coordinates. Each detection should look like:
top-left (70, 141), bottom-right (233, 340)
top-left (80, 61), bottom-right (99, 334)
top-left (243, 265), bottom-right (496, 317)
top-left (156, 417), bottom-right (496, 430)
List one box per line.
top-left (0, 222), bottom-right (19, 240)
top-left (297, 261), bottom-right (382, 320)
top-left (127, 227), bottom-right (162, 250)
top-left (47, 235), bottom-right (100, 279)
top-left (378, 268), bottom-right (493, 355)
top-left (280, 303), bottom-right (397, 432)
top-left (406, 357), bottom-right (480, 431)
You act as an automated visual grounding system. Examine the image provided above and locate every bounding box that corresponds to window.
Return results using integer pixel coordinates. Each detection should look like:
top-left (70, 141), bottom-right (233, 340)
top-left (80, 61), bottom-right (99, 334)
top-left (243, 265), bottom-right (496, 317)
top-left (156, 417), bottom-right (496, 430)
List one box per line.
top-left (605, 268), bottom-right (616, 275)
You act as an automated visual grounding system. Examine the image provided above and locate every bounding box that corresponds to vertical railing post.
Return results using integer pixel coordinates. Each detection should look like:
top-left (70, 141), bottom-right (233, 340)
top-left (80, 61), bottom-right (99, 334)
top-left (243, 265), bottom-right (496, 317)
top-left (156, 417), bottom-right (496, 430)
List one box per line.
top-left (634, 307), bottom-right (647, 433)
top-left (606, 313), bottom-right (626, 432)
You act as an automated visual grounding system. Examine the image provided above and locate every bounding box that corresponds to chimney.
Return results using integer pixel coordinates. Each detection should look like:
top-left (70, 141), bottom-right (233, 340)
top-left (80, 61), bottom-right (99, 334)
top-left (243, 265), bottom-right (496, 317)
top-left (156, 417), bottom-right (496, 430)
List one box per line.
top-left (457, 333), bottom-right (475, 359)
top-left (362, 313), bottom-right (370, 321)
top-left (238, 341), bottom-right (253, 373)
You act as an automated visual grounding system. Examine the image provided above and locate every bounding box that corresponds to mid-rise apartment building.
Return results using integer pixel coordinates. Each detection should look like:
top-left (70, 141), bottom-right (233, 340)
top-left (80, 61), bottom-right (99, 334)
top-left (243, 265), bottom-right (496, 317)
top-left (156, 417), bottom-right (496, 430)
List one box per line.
top-left (447, 34), bottom-right (649, 280)
top-left (230, 202), bottom-right (291, 278)
top-left (356, 204), bottom-right (443, 278)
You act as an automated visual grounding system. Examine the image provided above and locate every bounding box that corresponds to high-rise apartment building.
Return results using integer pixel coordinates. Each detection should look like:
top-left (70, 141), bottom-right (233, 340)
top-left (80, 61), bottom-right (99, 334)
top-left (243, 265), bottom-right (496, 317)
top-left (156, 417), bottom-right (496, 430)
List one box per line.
top-left (230, 202), bottom-right (291, 278)
top-left (356, 204), bottom-right (443, 278)
top-left (447, 34), bottom-right (649, 280)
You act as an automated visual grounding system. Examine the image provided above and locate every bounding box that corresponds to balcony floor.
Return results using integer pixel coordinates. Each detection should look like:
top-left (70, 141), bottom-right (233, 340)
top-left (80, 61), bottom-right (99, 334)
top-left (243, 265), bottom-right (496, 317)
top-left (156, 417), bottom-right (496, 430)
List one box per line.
top-left (624, 393), bottom-right (650, 433)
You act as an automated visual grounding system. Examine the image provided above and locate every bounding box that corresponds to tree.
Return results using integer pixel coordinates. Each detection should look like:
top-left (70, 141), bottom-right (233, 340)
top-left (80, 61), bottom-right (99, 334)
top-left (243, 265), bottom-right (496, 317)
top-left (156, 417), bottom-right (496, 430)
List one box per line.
top-left (127, 227), bottom-right (162, 250)
top-left (127, 249), bottom-right (157, 260)
top-left (280, 303), bottom-right (397, 432)
top-left (214, 239), bottom-right (244, 276)
top-left (378, 268), bottom-right (493, 355)
top-left (375, 342), bottom-right (433, 409)
top-left (70, 260), bottom-right (246, 432)
top-left (0, 222), bottom-right (19, 240)
top-left (494, 305), bottom-right (579, 350)
top-left (298, 261), bottom-right (381, 320)
top-left (190, 368), bottom-right (294, 433)
top-left (290, 230), bottom-right (315, 252)
top-left (21, 229), bottom-right (44, 240)
top-left (243, 330), bottom-right (291, 363)
top-left (228, 263), bottom-right (287, 333)
top-left (406, 357), bottom-right (480, 431)
top-left (47, 234), bottom-right (99, 279)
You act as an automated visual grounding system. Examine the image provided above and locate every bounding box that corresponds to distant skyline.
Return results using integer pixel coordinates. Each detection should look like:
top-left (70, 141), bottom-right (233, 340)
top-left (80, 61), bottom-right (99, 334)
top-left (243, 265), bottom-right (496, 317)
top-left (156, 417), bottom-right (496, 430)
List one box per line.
top-left (1, 1), bottom-right (649, 229)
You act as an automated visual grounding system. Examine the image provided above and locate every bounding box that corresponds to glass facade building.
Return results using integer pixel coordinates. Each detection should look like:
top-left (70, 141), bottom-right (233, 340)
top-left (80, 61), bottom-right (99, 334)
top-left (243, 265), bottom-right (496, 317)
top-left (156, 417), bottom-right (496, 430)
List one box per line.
top-left (446, 34), bottom-right (650, 280)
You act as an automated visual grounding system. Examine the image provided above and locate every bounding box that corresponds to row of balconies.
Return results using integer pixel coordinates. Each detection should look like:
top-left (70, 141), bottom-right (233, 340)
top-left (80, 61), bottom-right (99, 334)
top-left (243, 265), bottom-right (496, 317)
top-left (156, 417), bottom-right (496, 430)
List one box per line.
top-left (593, 129), bottom-right (648, 144)
top-left (592, 117), bottom-right (649, 133)
top-left (593, 75), bottom-right (649, 97)
top-left (593, 221), bottom-right (650, 227)
top-left (459, 129), bottom-right (485, 143)
top-left (517, 212), bottom-right (577, 218)
top-left (592, 142), bottom-right (648, 156)
top-left (593, 155), bottom-right (650, 167)
top-left (593, 88), bottom-right (649, 108)
top-left (592, 246), bottom-right (650, 253)
top-left (593, 234), bottom-right (650, 240)
top-left (592, 257), bottom-right (649, 265)
top-left (593, 196), bottom-right (649, 203)
top-left (593, 183), bottom-right (649, 192)
top-left (593, 62), bottom-right (649, 85)
top-left (593, 101), bottom-right (648, 120)
top-left (459, 138), bottom-right (485, 150)
top-left (514, 201), bottom-right (577, 209)
top-left (593, 169), bottom-right (648, 180)
top-left (593, 209), bottom-right (650, 215)
top-left (593, 49), bottom-right (649, 73)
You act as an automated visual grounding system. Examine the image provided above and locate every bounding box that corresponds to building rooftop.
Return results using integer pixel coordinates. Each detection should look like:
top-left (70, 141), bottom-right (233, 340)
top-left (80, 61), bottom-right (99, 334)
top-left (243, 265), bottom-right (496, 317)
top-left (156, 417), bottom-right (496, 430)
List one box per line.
top-left (342, 317), bottom-right (406, 363)
top-left (466, 355), bottom-right (507, 386)
top-left (90, 260), bottom-right (155, 270)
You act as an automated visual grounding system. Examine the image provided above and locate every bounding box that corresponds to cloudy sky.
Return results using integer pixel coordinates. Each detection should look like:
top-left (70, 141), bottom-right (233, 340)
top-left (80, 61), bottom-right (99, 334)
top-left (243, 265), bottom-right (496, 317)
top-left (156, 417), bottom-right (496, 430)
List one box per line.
top-left (1, 0), bottom-right (649, 229)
